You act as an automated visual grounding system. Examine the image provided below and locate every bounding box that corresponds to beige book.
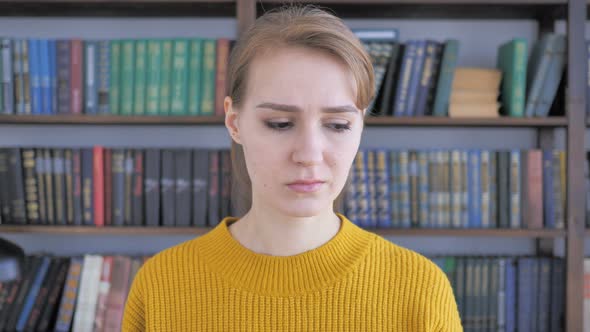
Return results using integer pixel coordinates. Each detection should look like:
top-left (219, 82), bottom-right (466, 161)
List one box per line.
top-left (452, 67), bottom-right (502, 91)
top-left (450, 89), bottom-right (499, 104)
top-left (449, 102), bottom-right (500, 118)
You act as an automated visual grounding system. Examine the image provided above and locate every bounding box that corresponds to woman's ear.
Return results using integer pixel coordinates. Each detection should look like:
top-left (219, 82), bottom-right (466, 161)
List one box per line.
top-left (224, 96), bottom-right (242, 144)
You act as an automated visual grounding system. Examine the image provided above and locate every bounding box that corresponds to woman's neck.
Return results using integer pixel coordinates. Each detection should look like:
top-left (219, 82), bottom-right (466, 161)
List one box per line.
top-left (227, 205), bottom-right (342, 257)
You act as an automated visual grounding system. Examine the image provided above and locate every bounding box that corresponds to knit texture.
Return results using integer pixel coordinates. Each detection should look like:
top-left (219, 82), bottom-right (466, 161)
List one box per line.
top-left (122, 213), bottom-right (462, 331)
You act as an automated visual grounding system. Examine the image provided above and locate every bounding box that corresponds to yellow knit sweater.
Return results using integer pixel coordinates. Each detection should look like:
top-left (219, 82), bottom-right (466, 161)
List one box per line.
top-left (122, 214), bottom-right (462, 331)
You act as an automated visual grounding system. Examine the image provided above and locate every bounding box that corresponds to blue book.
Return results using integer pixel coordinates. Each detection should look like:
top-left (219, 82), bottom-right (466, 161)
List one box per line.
top-left (550, 258), bottom-right (565, 332)
top-left (13, 39), bottom-right (25, 114)
top-left (48, 39), bottom-right (57, 114)
top-left (537, 258), bottom-right (551, 332)
top-left (467, 150), bottom-right (481, 228)
top-left (392, 41), bottom-right (417, 117)
top-left (405, 40), bottom-right (427, 116)
top-left (399, 151), bottom-right (411, 228)
top-left (418, 151), bottom-right (430, 228)
top-left (414, 40), bottom-right (441, 116)
top-left (536, 34), bottom-right (566, 117)
top-left (509, 150), bottom-right (522, 228)
top-left (85, 41), bottom-right (98, 114)
top-left (39, 39), bottom-right (51, 115)
top-left (505, 258), bottom-right (517, 332)
top-left (524, 35), bottom-right (555, 117)
top-left (517, 258), bottom-right (533, 332)
top-left (28, 39), bottom-right (42, 115)
top-left (375, 149), bottom-right (391, 228)
top-left (389, 151), bottom-right (400, 227)
top-left (16, 256), bottom-right (51, 330)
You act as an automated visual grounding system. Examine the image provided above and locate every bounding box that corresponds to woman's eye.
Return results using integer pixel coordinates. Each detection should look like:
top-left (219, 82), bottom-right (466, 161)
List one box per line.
top-left (327, 123), bottom-right (351, 132)
top-left (265, 121), bottom-right (293, 130)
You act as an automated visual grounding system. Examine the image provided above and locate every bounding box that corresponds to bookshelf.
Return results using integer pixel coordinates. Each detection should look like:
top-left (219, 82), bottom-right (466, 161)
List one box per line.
top-left (0, 0), bottom-right (586, 331)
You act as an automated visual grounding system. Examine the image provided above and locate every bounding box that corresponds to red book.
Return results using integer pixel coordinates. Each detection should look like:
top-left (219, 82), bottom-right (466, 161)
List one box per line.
top-left (105, 256), bottom-right (131, 332)
top-left (104, 148), bottom-right (112, 226)
top-left (70, 39), bottom-right (83, 114)
top-left (523, 150), bottom-right (543, 229)
top-left (215, 38), bottom-right (230, 116)
top-left (93, 146), bottom-right (104, 227)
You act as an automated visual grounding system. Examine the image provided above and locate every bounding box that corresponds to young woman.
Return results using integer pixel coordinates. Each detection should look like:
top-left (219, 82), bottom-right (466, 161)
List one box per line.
top-left (123, 5), bottom-right (462, 331)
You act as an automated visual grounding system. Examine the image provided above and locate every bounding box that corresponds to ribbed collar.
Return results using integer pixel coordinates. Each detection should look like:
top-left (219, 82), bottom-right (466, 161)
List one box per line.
top-left (195, 213), bottom-right (375, 297)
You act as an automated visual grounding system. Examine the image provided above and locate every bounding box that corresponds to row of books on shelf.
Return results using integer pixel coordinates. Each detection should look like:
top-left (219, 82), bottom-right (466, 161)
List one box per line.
top-left (0, 254), bottom-right (149, 332)
top-left (344, 149), bottom-right (565, 229)
top-left (0, 147), bottom-right (567, 229)
top-left (432, 256), bottom-right (566, 332)
top-left (357, 31), bottom-right (566, 118)
top-left (0, 147), bottom-right (233, 228)
top-left (0, 38), bottom-right (232, 117)
top-left (0, 254), bottom-right (574, 332)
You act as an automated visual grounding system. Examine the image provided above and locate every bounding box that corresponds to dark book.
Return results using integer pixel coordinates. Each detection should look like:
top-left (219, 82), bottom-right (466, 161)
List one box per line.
top-left (72, 148), bottom-right (83, 226)
top-left (15, 256), bottom-right (52, 331)
top-left (161, 149), bottom-right (176, 227)
top-left (414, 40), bottom-right (442, 116)
top-left (34, 257), bottom-right (69, 332)
top-left (424, 43), bottom-right (444, 116)
top-left (497, 151), bottom-right (510, 228)
top-left (21, 148), bottom-right (40, 224)
top-left (174, 149), bottom-right (191, 227)
top-left (124, 149), bottom-right (134, 225)
top-left (33, 148), bottom-right (46, 225)
top-left (9, 148), bottom-right (27, 224)
top-left (104, 148), bottom-right (112, 226)
top-left (144, 149), bottom-right (161, 227)
top-left (56, 39), bottom-right (71, 114)
top-left (0, 257), bottom-right (34, 331)
top-left (4, 255), bottom-right (43, 332)
top-left (132, 149), bottom-right (144, 226)
top-left (53, 148), bottom-right (67, 225)
top-left (207, 150), bottom-right (220, 226)
top-left (43, 149), bottom-right (55, 225)
top-left (23, 257), bottom-right (60, 331)
top-left (81, 148), bottom-right (94, 226)
top-left (374, 43), bottom-right (402, 116)
top-left (111, 149), bottom-right (125, 226)
top-left (64, 149), bottom-right (74, 225)
top-left (192, 150), bottom-right (209, 227)
top-left (0, 149), bottom-right (12, 223)
top-left (220, 150), bottom-right (232, 218)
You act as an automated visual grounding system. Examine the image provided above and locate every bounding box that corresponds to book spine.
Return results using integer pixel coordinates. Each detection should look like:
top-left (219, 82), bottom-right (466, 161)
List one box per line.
top-left (170, 39), bottom-right (189, 116)
top-left (34, 148), bottom-right (46, 224)
top-left (537, 35), bottom-right (567, 117)
top-left (36, 258), bottom-right (70, 331)
top-left (414, 40), bottom-right (439, 116)
top-left (109, 40), bottom-right (121, 115)
top-left (432, 39), bottom-right (459, 117)
top-left (207, 150), bottom-right (220, 226)
top-left (375, 149), bottom-right (391, 228)
top-left (418, 151), bottom-right (430, 228)
top-left (175, 149), bottom-right (191, 226)
top-left (367, 150), bottom-right (377, 228)
top-left (192, 149), bottom-right (208, 226)
top-left (43, 149), bottom-right (55, 224)
top-left (405, 40), bottom-right (427, 116)
top-left (468, 150), bottom-right (481, 228)
top-left (481, 150), bottom-right (491, 228)
top-left (145, 149), bottom-right (161, 226)
top-left (133, 40), bottom-right (147, 115)
top-left (65, 149), bottom-right (74, 225)
top-left (97, 40), bottom-right (110, 114)
top-left (392, 40), bottom-right (415, 117)
top-left (124, 149), bottom-right (134, 225)
top-left (21, 39), bottom-right (31, 114)
top-left (390, 151), bottom-right (400, 227)
top-left (81, 148), bottom-right (94, 225)
top-left (187, 39), bottom-right (203, 115)
top-left (53, 148), bottom-right (66, 225)
top-left (543, 150), bottom-right (555, 229)
top-left (1, 39), bottom-right (13, 114)
top-left (56, 39), bottom-right (71, 114)
top-left (553, 150), bottom-right (564, 229)
top-left (49, 39), bottom-right (57, 114)
top-left (72, 148), bottom-right (83, 225)
top-left (29, 39), bottom-right (42, 115)
top-left (428, 151), bottom-right (438, 228)
top-left (132, 150), bottom-right (144, 226)
top-left (13, 39), bottom-right (24, 114)
top-left (111, 149), bottom-right (125, 226)
top-left (84, 40), bottom-right (98, 114)
top-left (158, 40), bottom-right (173, 115)
top-left (161, 149), bottom-right (176, 226)
top-left (450, 150), bottom-right (462, 228)
top-left (146, 40), bottom-right (162, 116)
top-left (72, 255), bottom-right (103, 332)
top-left (409, 151), bottom-right (419, 227)
top-left (24, 258), bottom-right (59, 330)
top-left (9, 148), bottom-right (27, 223)
top-left (215, 38), bottom-right (229, 116)
top-left (399, 151), bottom-right (410, 228)
top-left (120, 40), bottom-right (136, 116)
top-left (512, 39), bottom-right (527, 117)
top-left (200, 39), bottom-right (217, 116)
top-left (355, 151), bottom-right (369, 228)
top-left (70, 39), bottom-right (83, 114)
top-left (16, 256), bottom-right (51, 331)
top-left (22, 148), bottom-right (39, 224)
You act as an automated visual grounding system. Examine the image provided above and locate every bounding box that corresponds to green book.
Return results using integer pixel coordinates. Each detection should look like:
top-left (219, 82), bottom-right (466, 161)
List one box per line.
top-left (120, 40), bottom-right (135, 116)
top-left (146, 40), bottom-right (162, 116)
top-left (497, 38), bottom-right (527, 117)
top-left (159, 39), bottom-right (173, 116)
top-left (170, 39), bottom-right (189, 116)
top-left (133, 40), bottom-right (148, 115)
top-left (187, 39), bottom-right (203, 115)
top-left (109, 40), bottom-right (121, 115)
top-left (200, 39), bottom-right (216, 116)
top-left (431, 39), bottom-right (459, 117)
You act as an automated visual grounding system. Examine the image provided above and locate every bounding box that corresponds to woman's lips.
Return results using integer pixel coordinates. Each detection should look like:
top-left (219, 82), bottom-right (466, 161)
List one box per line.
top-left (287, 181), bottom-right (324, 193)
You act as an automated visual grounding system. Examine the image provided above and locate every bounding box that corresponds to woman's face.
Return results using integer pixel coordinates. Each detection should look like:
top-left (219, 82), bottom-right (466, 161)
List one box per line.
top-left (225, 46), bottom-right (364, 218)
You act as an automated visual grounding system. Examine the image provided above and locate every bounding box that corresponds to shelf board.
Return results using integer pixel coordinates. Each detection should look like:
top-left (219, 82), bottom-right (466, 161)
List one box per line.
top-left (0, 0), bottom-right (235, 17)
top-left (0, 114), bottom-right (568, 127)
top-left (0, 225), bottom-right (567, 238)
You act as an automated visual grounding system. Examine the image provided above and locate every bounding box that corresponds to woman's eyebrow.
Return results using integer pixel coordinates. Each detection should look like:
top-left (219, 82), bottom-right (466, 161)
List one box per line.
top-left (256, 102), bottom-right (358, 113)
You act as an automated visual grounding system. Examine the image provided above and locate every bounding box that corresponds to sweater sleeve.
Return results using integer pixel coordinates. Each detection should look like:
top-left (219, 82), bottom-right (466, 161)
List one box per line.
top-left (122, 266), bottom-right (146, 332)
top-left (431, 269), bottom-right (463, 332)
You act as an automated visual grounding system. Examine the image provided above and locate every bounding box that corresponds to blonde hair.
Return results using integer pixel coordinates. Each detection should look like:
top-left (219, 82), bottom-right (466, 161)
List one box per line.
top-left (227, 4), bottom-right (375, 216)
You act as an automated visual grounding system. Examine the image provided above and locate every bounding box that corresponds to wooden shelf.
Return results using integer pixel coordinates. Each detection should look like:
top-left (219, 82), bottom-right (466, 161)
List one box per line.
top-left (0, 225), bottom-right (567, 238)
top-left (0, 114), bottom-right (568, 127)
